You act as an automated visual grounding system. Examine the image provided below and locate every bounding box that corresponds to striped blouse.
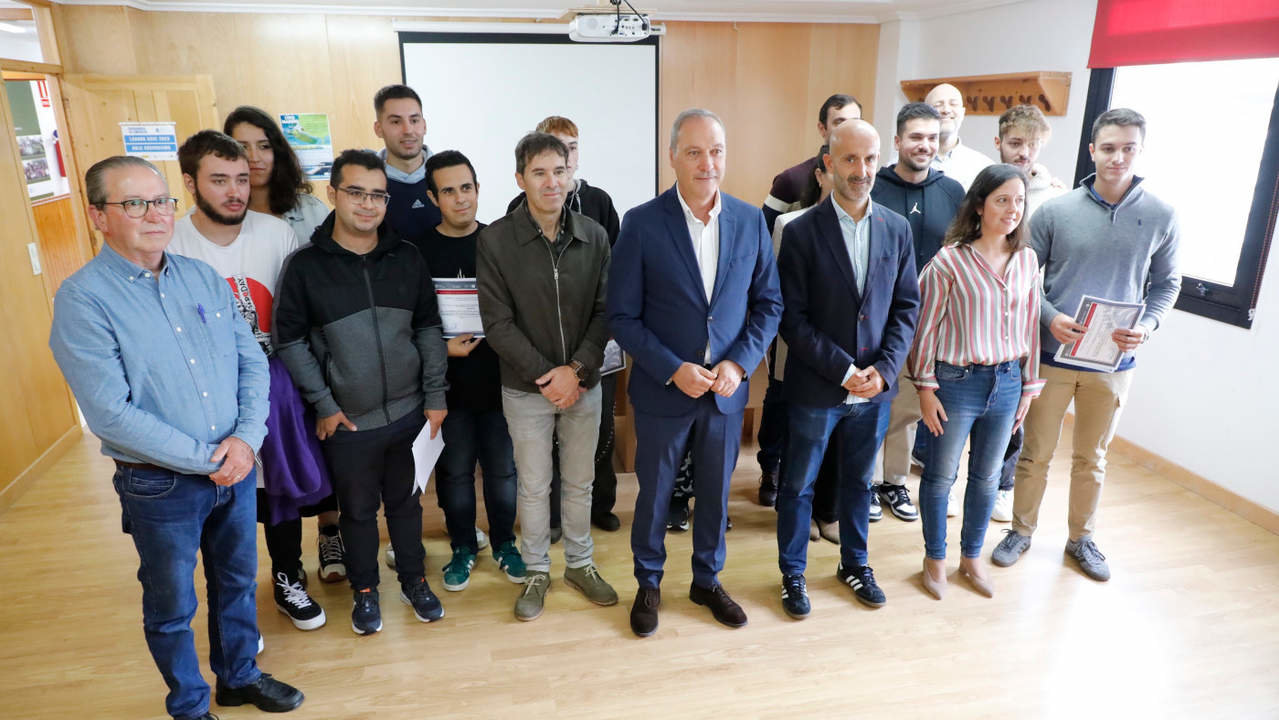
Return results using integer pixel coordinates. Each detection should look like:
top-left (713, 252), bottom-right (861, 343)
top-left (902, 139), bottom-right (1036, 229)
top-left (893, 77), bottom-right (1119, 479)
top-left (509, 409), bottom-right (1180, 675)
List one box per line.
top-left (908, 243), bottom-right (1044, 397)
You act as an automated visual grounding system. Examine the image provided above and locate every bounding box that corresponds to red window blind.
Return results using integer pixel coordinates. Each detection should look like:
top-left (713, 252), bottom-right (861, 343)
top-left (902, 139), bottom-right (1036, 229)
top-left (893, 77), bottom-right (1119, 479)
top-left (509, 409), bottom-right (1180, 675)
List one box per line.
top-left (1089, 0), bottom-right (1279, 68)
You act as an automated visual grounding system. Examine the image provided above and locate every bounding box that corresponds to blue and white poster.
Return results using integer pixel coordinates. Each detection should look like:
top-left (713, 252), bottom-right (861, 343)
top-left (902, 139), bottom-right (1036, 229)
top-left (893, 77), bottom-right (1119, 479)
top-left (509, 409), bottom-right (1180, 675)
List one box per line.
top-left (120, 122), bottom-right (179, 161)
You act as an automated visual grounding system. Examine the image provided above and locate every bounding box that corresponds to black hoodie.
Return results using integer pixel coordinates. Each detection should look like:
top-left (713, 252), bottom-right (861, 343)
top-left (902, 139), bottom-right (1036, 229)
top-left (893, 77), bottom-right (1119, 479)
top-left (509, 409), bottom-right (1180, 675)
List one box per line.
top-left (871, 165), bottom-right (964, 273)
top-left (273, 213), bottom-right (448, 431)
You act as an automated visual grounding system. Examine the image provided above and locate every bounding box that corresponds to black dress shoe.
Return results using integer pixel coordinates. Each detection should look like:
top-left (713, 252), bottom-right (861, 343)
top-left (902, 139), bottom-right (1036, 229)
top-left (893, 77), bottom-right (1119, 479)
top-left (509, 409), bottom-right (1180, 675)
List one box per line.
top-left (215, 673), bottom-right (304, 713)
top-left (689, 582), bottom-right (748, 628)
top-left (631, 586), bottom-right (661, 637)
top-left (758, 471), bottom-right (778, 507)
top-left (188, 714), bottom-right (219, 720)
top-left (592, 512), bottom-right (621, 532)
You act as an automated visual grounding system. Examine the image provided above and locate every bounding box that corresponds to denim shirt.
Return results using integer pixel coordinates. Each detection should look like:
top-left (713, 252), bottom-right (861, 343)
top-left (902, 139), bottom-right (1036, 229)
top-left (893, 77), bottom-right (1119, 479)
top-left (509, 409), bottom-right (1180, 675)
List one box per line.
top-left (49, 244), bottom-right (269, 475)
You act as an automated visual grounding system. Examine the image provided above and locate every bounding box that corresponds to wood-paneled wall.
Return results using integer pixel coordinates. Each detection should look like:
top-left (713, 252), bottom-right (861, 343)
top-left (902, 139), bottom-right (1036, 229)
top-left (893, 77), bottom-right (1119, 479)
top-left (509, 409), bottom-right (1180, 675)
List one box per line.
top-left (52, 7), bottom-right (878, 207)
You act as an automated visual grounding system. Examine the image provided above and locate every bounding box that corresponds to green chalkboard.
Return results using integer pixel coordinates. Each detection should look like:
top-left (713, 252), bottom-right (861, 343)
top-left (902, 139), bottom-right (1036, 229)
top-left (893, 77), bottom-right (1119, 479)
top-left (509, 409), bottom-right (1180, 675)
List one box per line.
top-left (5, 81), bottom-right (40, 136)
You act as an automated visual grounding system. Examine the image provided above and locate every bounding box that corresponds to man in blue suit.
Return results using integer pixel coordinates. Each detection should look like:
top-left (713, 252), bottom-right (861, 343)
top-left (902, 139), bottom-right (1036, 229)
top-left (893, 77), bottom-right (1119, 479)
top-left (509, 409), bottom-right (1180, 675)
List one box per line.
top-left (775, 120), bottom-right (920, 619)
top-left (608, 109), bottom-right (782, 637)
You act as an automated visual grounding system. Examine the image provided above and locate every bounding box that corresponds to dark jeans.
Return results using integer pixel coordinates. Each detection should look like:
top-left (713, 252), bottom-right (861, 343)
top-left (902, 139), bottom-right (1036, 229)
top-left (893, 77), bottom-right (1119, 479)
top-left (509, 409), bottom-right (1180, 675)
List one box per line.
top-left (777, 400), bottom-right (889, 575)
top-left (919, 362), bottom-right (1021, 559)
top-left (436, 406), bottom-right (518, 553)
top-left (323, 409), bottom-right (426, 590)
top-left (550, 372), bottom-right (618, 525)
top-left (112, 465), bottom-right (261, 720)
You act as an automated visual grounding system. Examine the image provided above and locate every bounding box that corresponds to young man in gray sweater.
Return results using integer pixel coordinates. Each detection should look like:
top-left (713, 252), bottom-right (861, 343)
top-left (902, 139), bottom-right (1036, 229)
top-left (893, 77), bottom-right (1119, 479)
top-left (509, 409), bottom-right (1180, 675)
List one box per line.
top-left (992, 108), bottom-right (1181, 581)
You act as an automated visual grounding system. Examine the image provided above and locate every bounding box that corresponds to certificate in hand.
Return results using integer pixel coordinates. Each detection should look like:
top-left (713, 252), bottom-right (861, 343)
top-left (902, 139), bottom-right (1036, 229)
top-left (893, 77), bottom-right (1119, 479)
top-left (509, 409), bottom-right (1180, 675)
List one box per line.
top-left (601, 339), bottom-right (626, 376)
top-left (434, 277), bottom-right (484, 338)
top-left (1052, 295), bottom-right (1145, 372)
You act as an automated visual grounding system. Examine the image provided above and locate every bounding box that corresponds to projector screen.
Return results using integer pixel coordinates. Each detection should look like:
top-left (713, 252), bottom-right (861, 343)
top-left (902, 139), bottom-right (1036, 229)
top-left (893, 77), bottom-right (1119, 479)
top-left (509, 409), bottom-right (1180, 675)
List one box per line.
top-left (400, 31), bottom-right (659, 225)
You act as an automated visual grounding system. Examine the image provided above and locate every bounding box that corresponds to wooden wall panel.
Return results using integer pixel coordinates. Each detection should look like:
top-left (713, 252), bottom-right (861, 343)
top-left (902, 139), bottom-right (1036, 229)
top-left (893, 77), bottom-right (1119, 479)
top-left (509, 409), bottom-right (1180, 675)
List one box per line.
top-left (30, 196), bottom-right (85, 302)
top-left (53, 8), bottom-right (879, 210)
top-left (0, 82), bottom-right (77, 488)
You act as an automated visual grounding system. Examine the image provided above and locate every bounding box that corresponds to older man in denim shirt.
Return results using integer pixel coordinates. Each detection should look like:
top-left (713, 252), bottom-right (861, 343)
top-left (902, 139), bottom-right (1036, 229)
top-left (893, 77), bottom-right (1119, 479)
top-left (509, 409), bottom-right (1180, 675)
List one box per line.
top-left (49, 156), bottom-right (302, 720)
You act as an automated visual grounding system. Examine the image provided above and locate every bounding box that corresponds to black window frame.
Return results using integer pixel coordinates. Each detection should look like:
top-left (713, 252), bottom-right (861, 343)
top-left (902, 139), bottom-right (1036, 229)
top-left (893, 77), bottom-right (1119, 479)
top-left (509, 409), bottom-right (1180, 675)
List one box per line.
top-left (1075, 67), bottom-right (1279, 329)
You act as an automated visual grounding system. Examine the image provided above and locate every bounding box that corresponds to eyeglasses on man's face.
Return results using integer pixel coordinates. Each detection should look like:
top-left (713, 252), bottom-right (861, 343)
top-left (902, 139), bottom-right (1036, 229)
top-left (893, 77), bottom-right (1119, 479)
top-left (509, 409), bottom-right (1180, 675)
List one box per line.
top-left (98, 197), bottom-right (180, 218)
top-left (337, 186), bottom-right (392, 207)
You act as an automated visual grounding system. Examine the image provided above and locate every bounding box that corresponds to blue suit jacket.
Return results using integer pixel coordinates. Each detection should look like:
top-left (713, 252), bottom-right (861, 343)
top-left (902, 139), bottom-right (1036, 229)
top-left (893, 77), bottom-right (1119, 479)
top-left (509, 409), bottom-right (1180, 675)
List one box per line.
top-left (607, 185), bottom-right (782, 417)
top-left (777, 197), bottom-right (920, 408)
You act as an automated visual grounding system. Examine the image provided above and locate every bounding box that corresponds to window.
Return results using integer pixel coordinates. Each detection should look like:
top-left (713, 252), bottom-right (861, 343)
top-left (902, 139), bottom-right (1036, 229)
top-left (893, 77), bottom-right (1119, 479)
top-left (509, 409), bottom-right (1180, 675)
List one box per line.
top-left (1076, 61), bottom-right (1279, 328)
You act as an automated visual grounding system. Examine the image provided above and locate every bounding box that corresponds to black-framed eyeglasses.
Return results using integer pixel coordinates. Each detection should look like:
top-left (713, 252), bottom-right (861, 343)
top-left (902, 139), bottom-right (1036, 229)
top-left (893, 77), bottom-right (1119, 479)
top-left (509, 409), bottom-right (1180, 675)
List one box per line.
top-left (97, 197), bottom-right (180, 218)
top-left (337, 187), bottom-right (392, 207)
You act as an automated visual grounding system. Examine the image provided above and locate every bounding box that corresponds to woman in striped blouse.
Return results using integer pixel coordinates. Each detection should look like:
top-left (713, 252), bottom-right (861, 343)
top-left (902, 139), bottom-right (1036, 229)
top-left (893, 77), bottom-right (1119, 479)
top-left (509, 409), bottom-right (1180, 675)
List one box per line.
top-left (908, 163), bottom-right (1044, 600)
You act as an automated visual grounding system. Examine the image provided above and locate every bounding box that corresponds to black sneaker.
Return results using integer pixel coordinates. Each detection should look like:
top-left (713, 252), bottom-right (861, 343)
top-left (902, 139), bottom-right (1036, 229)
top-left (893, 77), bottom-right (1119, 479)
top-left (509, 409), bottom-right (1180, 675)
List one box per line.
top-left (273, 571), bottom-right (326, 631)
top-left (869, 491), bottom-right (883, 522)
top-left (317, 527), bottom-right (346, 583)
top-left (351, 588), bottom-right (381, 635)
top-left (758, 471), bottom-right (778, 507)
top-left (878, 483), bottom-right (919, 521)
top-left (400, 577), bottom-right (445, 622)
top-left (836, 563), bottom-right (886, 608)
top-left (666, 503), bottom-right (690, 532)
top-left (781, 574), bottom-right (810, 619)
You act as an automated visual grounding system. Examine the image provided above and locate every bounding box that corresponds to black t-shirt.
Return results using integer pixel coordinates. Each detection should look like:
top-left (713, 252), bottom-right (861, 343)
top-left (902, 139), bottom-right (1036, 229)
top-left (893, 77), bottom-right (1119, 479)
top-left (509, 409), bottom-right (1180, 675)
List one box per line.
top-left (412, 222), bottom-right (501, 412)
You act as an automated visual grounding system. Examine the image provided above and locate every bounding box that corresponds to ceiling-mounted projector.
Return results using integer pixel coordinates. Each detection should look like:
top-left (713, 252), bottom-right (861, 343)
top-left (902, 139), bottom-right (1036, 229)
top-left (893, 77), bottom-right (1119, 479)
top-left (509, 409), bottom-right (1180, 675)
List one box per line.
top-left (568, 0), bottom-right (652, 42)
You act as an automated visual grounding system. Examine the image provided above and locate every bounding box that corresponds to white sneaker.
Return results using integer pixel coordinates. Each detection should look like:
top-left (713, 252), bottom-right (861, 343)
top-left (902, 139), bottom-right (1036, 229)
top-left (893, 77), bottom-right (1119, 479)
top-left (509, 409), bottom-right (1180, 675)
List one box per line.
top-left (475, 527), bottom-right (490, 551)
top-left (947, 483), bottom-right (960, 517)
top-left (384, 546), bottom-right (396, 569)
top-left (990, 489), bottom-right (1013, 522)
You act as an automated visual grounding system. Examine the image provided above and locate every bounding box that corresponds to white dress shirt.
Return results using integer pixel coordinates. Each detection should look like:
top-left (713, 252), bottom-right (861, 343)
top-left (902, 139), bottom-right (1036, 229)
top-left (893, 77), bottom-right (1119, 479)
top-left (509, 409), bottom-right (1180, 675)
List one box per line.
top-left (677, 187), bottom-right (722, 363)
top-left (832, 195), bottom-right (873, 405)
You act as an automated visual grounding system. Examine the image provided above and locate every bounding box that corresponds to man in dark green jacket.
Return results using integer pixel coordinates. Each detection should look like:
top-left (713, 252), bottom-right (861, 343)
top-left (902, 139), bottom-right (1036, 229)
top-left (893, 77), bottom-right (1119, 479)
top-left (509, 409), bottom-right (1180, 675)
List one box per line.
top-left (477, 132), bottom-right (615, 622)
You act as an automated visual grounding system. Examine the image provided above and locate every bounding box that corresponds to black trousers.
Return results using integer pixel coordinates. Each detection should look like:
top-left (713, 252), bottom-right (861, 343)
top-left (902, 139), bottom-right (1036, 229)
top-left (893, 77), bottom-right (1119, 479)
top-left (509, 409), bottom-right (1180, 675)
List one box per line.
top-left (258, 490), bottom-right (338, 580)
top-left (322, 409), bottom-right (426, 590)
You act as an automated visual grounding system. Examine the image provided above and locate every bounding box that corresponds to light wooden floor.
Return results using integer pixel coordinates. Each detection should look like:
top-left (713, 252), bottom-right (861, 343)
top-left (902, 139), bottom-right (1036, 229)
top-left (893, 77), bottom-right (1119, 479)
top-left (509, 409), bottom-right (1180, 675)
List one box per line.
top-left (2, 430), bottom-right (1278, 720)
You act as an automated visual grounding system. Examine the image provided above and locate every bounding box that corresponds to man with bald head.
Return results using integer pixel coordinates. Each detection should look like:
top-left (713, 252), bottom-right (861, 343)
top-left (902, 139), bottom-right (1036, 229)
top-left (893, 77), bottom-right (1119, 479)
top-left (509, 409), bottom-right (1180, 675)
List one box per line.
top-left (774, 120), bottom-right (920, 617)
top-left (924, 83), bottom-right (993, 189)
top-left (609, 109), bottom-right (781, 636)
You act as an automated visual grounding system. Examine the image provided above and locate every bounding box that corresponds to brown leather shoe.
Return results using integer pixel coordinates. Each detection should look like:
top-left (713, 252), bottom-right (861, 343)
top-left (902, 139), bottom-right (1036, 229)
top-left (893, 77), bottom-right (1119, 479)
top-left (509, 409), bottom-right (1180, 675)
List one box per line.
top-left (689, 582), bottom-right (747, 628)
top-left (630, 586), bottom-right (660, 637)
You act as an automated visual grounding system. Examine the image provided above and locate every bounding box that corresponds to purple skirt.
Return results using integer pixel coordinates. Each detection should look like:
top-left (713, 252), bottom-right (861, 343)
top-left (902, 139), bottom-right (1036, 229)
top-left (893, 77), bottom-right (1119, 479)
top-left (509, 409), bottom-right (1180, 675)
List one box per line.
top-left (260, 355), bottom-right (334, 526)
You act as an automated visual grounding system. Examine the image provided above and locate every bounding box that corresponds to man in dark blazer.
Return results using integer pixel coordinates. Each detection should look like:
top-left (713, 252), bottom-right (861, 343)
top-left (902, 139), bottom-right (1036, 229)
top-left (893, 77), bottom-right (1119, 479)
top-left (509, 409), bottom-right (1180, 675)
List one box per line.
top-left (608, 109), bottom-right (782, 637)
top-left (775, 120), bottom-right (919, 619)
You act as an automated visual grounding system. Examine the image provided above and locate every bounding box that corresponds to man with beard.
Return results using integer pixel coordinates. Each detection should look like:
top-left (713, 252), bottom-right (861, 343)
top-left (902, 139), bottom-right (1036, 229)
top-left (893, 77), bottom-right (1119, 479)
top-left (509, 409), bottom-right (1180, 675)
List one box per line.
top-left (924, 83), bottom-right (993, 190)
top-left (169, 130), bottom-right (333, 633)
top-left (373, 84), bottom-right (441, 247)
top-left (869, 103), bottom-right (963, 524)
top-left (774, 120), bottom-right (919, 617)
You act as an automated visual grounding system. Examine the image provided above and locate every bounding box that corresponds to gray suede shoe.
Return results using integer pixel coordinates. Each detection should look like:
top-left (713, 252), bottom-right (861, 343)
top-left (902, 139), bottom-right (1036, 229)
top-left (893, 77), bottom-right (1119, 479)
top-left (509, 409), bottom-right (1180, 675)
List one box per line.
top-left (515, 571), bottom-right (550, 621)
top-left (991, 530), bottom-right (1032, 567)
top-left (564, 564), bottom-right (618, 606)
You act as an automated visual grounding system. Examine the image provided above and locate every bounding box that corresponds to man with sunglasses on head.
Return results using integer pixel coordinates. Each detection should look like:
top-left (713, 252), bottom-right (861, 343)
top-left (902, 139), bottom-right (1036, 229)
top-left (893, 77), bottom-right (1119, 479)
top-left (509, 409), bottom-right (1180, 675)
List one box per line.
top-left (50, 155), bottom-right (303, 720)
top-left (274, 149), bottom-right (450, 636)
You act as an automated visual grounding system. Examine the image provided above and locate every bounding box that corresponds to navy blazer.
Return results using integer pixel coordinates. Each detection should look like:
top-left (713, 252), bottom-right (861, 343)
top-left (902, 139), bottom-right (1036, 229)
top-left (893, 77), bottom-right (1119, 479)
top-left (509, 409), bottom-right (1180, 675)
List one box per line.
top-left (607, 185), bottom-right (782, 417)
top-left (777, 197), bottom-right (920, 408)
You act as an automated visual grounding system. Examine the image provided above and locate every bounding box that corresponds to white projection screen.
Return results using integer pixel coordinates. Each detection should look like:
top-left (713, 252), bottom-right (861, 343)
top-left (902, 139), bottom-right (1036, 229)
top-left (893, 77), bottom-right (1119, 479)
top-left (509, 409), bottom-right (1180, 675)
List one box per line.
top-left (400, 32), bottom-right (659, 224)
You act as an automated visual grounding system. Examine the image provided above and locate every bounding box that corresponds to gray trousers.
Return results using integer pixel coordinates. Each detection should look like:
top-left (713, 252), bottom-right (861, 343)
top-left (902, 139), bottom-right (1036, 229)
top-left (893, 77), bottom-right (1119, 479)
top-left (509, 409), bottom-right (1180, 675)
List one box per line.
top-left (502, 384), bottom-right (601, 573)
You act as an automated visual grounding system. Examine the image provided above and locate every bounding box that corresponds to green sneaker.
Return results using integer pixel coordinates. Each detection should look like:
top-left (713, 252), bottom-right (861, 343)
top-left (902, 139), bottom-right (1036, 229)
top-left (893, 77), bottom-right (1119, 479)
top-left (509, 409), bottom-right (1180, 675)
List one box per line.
top-left (442, 547), bottom-right (476, 592)
top-left (493, 540), bottom-right (526, 584)
top-left (514, 571), bottom-right (550, 622)
top-left (564, 564), bottom-right (618, 606)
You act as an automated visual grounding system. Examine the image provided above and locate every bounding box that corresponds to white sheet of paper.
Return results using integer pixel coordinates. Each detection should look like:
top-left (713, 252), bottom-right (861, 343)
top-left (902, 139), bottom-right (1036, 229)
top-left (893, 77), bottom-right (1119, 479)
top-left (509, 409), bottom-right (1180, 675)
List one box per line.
top-left (1052, 295), bottom-right (1145, 372)
top-left (411, 419), bottom-right (445, 494)
top-left (434, 277), bottom-right (484, 338)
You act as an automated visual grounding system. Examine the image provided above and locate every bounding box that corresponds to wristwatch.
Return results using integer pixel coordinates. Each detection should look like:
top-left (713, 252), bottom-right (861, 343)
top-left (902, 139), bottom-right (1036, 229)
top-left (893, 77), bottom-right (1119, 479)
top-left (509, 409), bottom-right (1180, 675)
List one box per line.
top-left (569, 359), bottom-right (588, 381)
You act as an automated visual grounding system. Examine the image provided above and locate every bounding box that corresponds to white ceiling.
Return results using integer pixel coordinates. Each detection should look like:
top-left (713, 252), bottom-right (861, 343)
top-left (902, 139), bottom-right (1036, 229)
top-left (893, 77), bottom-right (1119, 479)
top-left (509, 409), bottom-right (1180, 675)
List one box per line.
top-left (53, 0), bottom-right (1026, 23)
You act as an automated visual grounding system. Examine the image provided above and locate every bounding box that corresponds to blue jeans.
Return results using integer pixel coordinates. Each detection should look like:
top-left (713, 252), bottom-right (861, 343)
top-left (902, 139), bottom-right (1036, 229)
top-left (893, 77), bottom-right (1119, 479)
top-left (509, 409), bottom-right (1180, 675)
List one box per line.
top-left (437, 406), bottom-right (518, 552)
top-left (112, 465), bottom-right (261, 720)
top-left (919, 361), bottom-right (1022, 559)
top-left (777, 400), bottom-right (889, 575)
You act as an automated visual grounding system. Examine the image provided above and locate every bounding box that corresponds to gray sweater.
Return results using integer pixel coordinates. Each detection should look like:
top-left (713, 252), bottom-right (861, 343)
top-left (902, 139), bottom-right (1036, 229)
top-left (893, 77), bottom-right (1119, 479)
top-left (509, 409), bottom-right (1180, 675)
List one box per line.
top-left (1030, 175), bottom-right (1181, 356)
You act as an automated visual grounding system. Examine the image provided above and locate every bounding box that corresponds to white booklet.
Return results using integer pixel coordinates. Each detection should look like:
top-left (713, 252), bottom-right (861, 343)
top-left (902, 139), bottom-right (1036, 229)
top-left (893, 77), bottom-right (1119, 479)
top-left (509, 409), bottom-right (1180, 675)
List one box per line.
top-left (1052, 295), bottom-right (1145, 372)
top-left (601, 339), bottom-right (626, 376)
top-left (434, 277), bottom-right (484, 338)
